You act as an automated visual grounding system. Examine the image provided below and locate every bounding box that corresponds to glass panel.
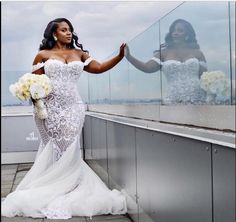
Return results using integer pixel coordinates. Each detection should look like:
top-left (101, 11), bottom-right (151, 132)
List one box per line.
top-left (160, 2), bottom-right (231, 105)
top-left (230, 2), bottom-right (235, 105)
top-left (127, 22), bottom-right (161, 104)
top-left (110, 52), bottom-right (130, 104)
top-left (96, 70), bottom-right (110, 104)
top-left (88, 74), bottom-right (98, 104)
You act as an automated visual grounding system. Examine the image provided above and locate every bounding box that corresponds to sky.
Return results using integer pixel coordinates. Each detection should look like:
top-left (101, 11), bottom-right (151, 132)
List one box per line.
top-left (2, 1), bottom-right (182, 71)
top-left (2, 1), bottom-right (235, 105)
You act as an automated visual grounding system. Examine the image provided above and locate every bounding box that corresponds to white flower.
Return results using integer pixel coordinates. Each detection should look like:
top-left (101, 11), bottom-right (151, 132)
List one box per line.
top-left (30, 84), bottom-right (46, 99)
top-left (9, 72), bottom-right (52, 117)
top-left (9, 73), bottom-right (52, 100)
top-left (19, 73), bottom-right (33, 84)
top-left (9, 83), bottom-right (19, 96)
top-left (200, 71), bottom-right (231, 99)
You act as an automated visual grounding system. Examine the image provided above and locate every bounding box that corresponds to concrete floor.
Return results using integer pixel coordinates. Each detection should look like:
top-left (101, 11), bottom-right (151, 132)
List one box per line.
top-left (1, 163), bottom-right (132, 222)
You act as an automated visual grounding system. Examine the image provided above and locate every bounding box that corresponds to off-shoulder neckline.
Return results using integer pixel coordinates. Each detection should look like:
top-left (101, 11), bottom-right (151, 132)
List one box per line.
top-left (32, 57), bottom-right (93, 72)
top-left (151, 57), bottom-right (206, 64)
top-left (35, 58), bottom-right (84, 66)
top-left (33, 57), bottom-right (94, 67)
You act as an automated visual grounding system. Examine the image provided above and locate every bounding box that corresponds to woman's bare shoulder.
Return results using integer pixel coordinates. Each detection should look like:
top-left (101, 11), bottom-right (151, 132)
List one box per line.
top-left (156, 48), bottom-right (168, 61)
top-left (75, 49), bottom-right (90, 61)
top-left (72, 48), bottom-right (83, 54)
top-left (193, 49), bottom-right (206, 61)
top-left (33, 50), bottom-right (49, 64)
top-left (74, 48), bottom-right (88, 56)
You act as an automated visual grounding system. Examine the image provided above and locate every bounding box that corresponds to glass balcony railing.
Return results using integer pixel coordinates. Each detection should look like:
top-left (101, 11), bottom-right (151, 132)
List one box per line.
top-left (2, 2), bottom-right (235, 108)
top-left (88, 1), bottom-right (236, 106)
top-left (127, 22), bottom-right (161, 104)
top-left (230, 1), bottom-right (236, 105)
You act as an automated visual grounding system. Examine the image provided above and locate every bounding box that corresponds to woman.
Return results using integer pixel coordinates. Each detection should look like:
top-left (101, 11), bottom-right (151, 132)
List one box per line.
top-left (2, 18), bottom-right (127, 219)
top-left (125, 19), bottom-right (207, 104)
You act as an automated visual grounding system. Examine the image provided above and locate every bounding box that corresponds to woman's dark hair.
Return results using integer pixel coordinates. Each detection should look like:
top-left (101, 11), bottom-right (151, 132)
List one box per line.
top-left (39, 18), bottom-right (88, 52)
top-left (164, 19), bottom-right (200, 49)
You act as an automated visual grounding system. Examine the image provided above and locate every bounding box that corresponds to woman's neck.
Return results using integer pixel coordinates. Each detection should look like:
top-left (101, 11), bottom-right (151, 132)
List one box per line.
top-left (53, 42), bottom-right (69, 50)
top-left (172, 42), bottom-right (188, 49)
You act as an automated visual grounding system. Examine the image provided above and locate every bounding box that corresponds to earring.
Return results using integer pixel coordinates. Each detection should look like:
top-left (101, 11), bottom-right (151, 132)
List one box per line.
top-left (53, 35), bottom-right (58, 41)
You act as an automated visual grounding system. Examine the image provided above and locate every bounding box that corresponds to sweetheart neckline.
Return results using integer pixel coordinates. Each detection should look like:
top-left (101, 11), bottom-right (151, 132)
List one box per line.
top-left (45, 58), bottom-right (84, 65)
top-left (163, 57), bottom-right (199, 63)
top-left (151, 57), bottom-right (206, 66)
top-left (32, 57), bottom-right (94, 73)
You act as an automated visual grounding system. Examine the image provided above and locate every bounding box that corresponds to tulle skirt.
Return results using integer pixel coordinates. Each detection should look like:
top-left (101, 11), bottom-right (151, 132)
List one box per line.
top-left (1, 137), bottom-right (127, 219)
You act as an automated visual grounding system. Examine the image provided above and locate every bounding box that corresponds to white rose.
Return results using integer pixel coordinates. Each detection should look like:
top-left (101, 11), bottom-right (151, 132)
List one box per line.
top-left (30, 84), bottom-right (46, 99)
top-left (19, 73), bottom-right (32, 84)
top-left (9, 83), bottom-right (19, 96)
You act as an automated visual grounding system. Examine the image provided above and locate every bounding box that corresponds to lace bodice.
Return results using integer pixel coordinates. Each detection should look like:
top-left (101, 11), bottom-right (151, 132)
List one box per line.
top-left (37, 59), bottom-right (91, 105)
top-left (151, 57), bottom-right (206, 104)
top-left (32, 58), bottom-right (93, 161)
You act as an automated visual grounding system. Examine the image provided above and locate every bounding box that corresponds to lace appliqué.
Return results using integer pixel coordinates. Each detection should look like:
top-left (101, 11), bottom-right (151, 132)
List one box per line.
top-left (161, 58), bottom-right (206, 104)
top-left (33, 58), bottom-right (92, 161)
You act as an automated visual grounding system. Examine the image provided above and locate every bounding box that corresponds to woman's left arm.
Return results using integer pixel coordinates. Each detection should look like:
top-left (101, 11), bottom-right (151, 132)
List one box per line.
top-left (83, 43), bottom-right (126, 74)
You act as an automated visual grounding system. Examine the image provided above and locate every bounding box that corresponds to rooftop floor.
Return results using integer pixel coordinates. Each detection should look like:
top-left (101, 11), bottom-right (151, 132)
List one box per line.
top-left (1, 163), bottom-right (132, 222)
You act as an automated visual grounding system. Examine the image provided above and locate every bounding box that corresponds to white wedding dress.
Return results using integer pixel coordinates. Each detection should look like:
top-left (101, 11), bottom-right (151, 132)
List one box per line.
top-left (2, 58), bottom-right (127, 219)
top-left (151, 57), bottom-right (206, 104)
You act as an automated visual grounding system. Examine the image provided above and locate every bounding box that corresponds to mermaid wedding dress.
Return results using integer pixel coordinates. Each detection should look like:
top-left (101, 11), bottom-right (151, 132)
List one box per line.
top-left (2, 58), bottom-right (127, 219)
top-left (151, 57), bottom-right (206, 104)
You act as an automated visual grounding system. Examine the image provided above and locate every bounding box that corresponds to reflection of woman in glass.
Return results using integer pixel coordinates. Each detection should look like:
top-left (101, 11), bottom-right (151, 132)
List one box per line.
top-left (125, 19), bottom-right (207, 104)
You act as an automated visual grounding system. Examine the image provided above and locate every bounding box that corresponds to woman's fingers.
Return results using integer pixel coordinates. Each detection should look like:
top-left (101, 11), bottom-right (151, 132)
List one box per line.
top-left (124, 44), bottom-right (130, 57)
top-left (119, 43), bottom-right (126, 57)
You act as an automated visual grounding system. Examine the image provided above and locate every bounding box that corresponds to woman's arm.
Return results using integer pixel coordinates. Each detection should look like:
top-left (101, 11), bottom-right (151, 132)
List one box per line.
top-left (31, 52), bottom-right (46, 104)
top-left (125, 45), bottom-right (161, 73)
top-left (32, 51), bottom-right (45, 75)
top-left (197, 50), bottom-right (208, 77)
top-left (83, 43), bottom-right (126, 74)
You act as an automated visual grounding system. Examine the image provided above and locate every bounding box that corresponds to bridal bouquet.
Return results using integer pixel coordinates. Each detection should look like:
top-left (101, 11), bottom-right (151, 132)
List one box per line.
top-left (200, 70), bottom-right (231, 103)
top-left (9, 73), bottom-right (52, 119)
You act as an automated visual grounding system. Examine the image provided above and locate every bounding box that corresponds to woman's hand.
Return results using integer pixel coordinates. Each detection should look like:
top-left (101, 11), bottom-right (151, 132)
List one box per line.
top-left (31, 98), bottom-right (36, 105)
top-left (118, 43), bottom-right (126, 59)
top-left (84, 43), bottom-right (127, 74)
top-left (124, 44), bottom-right (130, 58)
top-left (123, 44), bottom-right (160, 73)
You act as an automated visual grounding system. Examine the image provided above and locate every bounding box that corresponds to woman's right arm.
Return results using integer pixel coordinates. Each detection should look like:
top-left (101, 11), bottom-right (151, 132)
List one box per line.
top-left (32, 51), bottom-right (45, 75)
top-left (31, 52), bottom-right (46, 104)
top-left (125, 45), bottom-right (161, 73)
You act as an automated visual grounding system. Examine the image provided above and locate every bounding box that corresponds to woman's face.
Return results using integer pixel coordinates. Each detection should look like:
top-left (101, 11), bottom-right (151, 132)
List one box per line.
top-left (171, 22), bottom-right (187, 44)
top-left (54, 21), bottom-right (72, 44)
